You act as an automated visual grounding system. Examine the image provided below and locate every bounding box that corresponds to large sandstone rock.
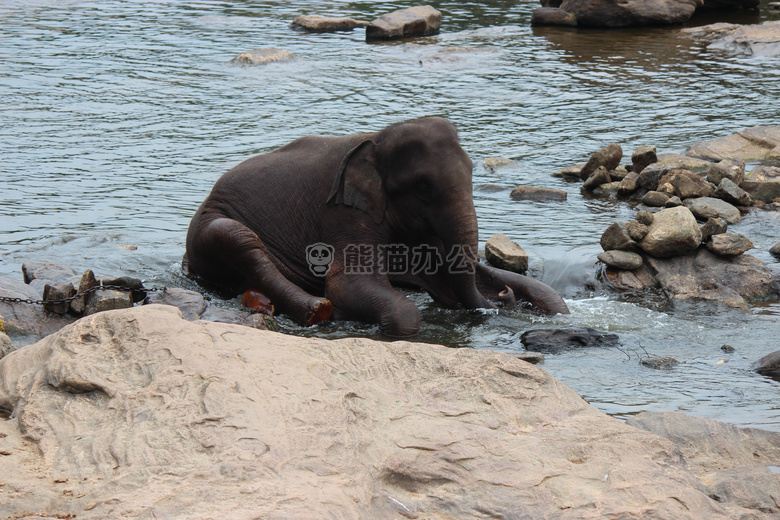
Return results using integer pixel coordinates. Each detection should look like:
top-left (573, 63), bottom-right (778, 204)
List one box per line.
top-left (2, 305), bottom-right (779, 519)
top-left (366, 6), bottom-right (441, 41)
top-left (291, 15), bottom-right (368, 32)
top-left (645, 248), bottom-right (780, 309)
top-left (639, 206), bottom-right (702, 258)
top-left (684, 20), bottom-right (780, 57)
top-left (687, 126), bottom-right (780, 162)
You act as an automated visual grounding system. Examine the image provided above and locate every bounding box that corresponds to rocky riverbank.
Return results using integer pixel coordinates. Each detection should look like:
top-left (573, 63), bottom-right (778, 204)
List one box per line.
top-left (1, 305), bottom-right (779, 519)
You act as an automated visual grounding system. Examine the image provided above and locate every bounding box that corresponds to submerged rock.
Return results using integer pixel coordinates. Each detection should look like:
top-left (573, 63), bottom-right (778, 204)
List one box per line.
top-left (231, 48), bottom-right (294, 65)
top-left (641, 356), bottom-right (680, 370)
top-left (510, 185), bottom-right (567, 201)
top-left (753, 350), bottom-right (780, 378)
top-left (521, 326), bottom-right (620, 353)
top-left (5, 306), bottom-right (779, 518)
top-left (687, 126), bottom-right (780, 162)
top-left (291, 15), bottom-right (368, 32)
top-left (684, 20), bottom-right (780, 57)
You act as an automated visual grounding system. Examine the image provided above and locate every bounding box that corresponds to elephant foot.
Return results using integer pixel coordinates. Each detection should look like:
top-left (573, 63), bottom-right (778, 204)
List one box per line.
top-left (241, 288), bottom-right (275, 315)
top-left (306, 298), bottom-right (333, 326)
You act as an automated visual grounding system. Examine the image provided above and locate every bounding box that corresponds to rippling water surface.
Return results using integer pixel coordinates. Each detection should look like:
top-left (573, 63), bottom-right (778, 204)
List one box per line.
top-left (3, 0), bottom-right (780, 429)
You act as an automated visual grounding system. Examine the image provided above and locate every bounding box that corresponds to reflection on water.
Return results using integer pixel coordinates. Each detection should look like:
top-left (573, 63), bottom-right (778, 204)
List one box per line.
top-left (2, 1), bottom-right (780, 430)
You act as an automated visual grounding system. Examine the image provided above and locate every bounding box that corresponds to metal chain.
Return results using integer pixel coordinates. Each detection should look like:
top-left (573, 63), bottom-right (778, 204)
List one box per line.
top-left (0, 283), bottom-right (166, 306)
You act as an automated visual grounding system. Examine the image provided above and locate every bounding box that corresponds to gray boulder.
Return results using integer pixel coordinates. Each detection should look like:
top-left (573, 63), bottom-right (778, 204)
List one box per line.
top-left (557, 0), bottom-right (701, 27)
top-left (699, 217), bottom-right (728, 242)
top-left (771, 242), bottom-right (780, 259)
top-left (600, 222), bottom-right (639, 252)
top-left (641, 356), bottom-right (679, 370)
top-left (684, 197), bottom-right (742, 224)
top-left (687, 126), bottom-right (780, 162)
top-left (144, 288), bottom-right (208, 321)
top-left (642, 190), bottom-right (671, 207)
top-left (706, 233), bottom-right (753, 257)
top-left (366, 5), bottom-right (441, 41)
top-left (597, 250), bottom-right (644, 270)
top-left (707, 158), bottom-right (745, 186)
top-left (84, 288), bottom-right (133, 316)
top-left (632, 145), bottom-right (658, 174)
top-left (531, 7), bottom-right (578, 26)
top-left (583, 165), bottom-right (612, 190)
top-left (637, 163), bottom-right (670, 192)
top-left (753, 350), bottom-right (780, 378)
top-left (5, 305), bottom-right (779, 519)
top-left (655, 153), bottom-right (713, 173)
top-left (521, 326), bottom-right (620, 353)
top-left (510, 185), bottom-right (567, 202)
top-left (714, 177), bottom-right (753, 206)
top-left (639, 206), bottom-right (702, 258)
top-left (617, 170), bottom-right (640, 196)
top-left (0, 275), bottom-right (75, 342)
top-left (484, 234), bottom-right (529, 273)
top-left (746, 165), bottom-right (780, 181)
top-left (740, 179), bottom-right (780, 204)
top-left (645, 248), bottom-right (780, 309)
top-left (291, 15), bottom-right (368, 32)
top-left (660, 169), bottom-right (714, 199)
top-left (579, 142), bottom-right (623, 180)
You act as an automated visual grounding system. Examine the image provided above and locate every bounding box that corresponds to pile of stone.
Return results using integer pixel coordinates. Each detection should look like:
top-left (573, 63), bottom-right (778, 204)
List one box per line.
top-left (0, 262), bottom-right (275, 345)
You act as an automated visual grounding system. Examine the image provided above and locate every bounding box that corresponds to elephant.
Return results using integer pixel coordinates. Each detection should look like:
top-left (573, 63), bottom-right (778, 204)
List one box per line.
top-left (184, 116), bottom-right (569, 337)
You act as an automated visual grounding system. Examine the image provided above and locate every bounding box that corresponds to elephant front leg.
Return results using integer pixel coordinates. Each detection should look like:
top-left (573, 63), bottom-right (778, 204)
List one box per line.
top-left (475, 263), bottom-right (570, 315)
top-left (187, 217), bottom-right (332, 326)
top-left (326, 273), bottom-right (421, 337)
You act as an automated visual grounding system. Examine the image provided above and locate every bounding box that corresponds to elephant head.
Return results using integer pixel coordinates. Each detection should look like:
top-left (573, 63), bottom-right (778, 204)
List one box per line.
top-left (327, 116), bottom-right (491, 310)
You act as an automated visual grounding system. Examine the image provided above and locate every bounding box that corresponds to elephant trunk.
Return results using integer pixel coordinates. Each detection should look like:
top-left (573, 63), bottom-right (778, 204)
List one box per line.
top-left (436, 200), bottom-right (493, 310)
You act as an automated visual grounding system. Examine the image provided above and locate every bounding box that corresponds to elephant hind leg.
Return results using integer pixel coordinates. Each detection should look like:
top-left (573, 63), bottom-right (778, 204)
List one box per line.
top-left (186, 216), bottom-right (332, 325)
top-left (475, 263), bottom-right (569, 315)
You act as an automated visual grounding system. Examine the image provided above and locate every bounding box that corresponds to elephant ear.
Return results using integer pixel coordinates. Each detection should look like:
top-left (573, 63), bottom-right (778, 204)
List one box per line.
top-left (327, 139), bottom-right (386, 224)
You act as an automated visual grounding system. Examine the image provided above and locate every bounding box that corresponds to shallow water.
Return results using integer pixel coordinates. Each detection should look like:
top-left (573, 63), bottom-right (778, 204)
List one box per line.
top-left (2, 1), bottom-right (780, 430)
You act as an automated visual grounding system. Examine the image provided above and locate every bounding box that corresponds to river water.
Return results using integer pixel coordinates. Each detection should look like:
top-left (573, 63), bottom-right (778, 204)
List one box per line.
top-left (2, 1), bottom-right (780, 430)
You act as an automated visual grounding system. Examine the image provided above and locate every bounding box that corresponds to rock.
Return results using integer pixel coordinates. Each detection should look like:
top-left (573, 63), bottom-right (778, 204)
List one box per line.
top-left (714, 178), bottom-right (753, 206)
top-left (592, 181), bottom-right (621, 195)
top-left (483, 157), bottom-right (516, 171)
top-left (600, 222), bottom-right (639, 252)
top-left (579, 142), bottom-right (623, 180)
top-left (642, 190), bottom-right (671, 207)
top-left (603, 265), bottom-right (657, 290)
top-left (627, 411), bottom-right (780, 516)
top-left (740, 179), bottom-right (780, 203)
top-left (703, 20), bottom-right (780, 57)
top-left (699, 217), bottom-right (728, 242)
top-left (617, 170), bottom-right (640, 196)
top-left (84, 288), bottom-right (133, 316)
top-left (684, 197), bottom-right (742, 224)
top-left (636, 210), bottom-right (655, 226)
top-left (70, 269), bottom-right (97, 315)
top-left (645, 248), bottom-right (780, 309)
top-left (366, 5), bottom-right (441, 41)
top-left (101, 275), bottom-right (146, 303)
top-left (632, 145), bottom-right (658, 174)
top-left (21, 262), bottom-right (76, 285)
top-left (42, 282), bottom-right (76, 315)
top-left (0, 331), bottom-right (15, 360)
top-left (641, 356), bottom-right (679, 370)
top-left (639, 206), bottom-right (702, 258)
top-left (583, 165), bottom-right (612, 190)
top-left (721, 344), bottom-right (735, 353)
top-left (510, 185), bottom-right (567, 202)
top-left (665, 195), bottom-right (683, 207)
top-left (658, 181), bottom-right (676, 195)
top-left (474, 183), bottom-right (508, 193)
top-left (521, 326), bottom-right (620, 353)
top-left (556, 0), bottom-right (700, 27)
top-left (597, 250), bottom-right (644, 270)
top-left (753, 350), bottom-right (780, 377)
top-left (771, 242), bottom-right (780, 259)
top-left (707, 159), bottom-right (745, 186)
top-left (530, 7), bottom-right (578, 26)
top-left (144, 288), bottom-right (207, 320)
top-left (706, 233), bottom-right (753, 257)
top-left (5, 305), bottom-right (776, 519)
top-left (626, 220), bottom-right (650, 241)
top-left (746, 165), bottom-right (780, 181)
top-left (687, 126), bottom-right (780, 162)
top-left (609, 165), bottom-right (629, 181)
top-left (637, 163), bottom-right (669, 192)
top-left (290, 15), bottom-right (368, 32)
top-left (656, 153), bottom-right (713, 172)
top-left (552, 163), bottom-right (584, 179)
top-left (484, 234), bottom-right (529, 273)
top-left (0, 275), bottom-right (76, 341)
top-left (514, 351), bottom-right (545, 364)
top-left (231, 47), bottom-right (294, 65)
top-left (661, 169), bottom-right (715, 199)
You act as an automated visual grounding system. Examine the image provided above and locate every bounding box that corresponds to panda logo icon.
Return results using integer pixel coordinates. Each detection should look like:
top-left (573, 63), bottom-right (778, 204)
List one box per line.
top-left (306, 243), bottom-right (335, 277)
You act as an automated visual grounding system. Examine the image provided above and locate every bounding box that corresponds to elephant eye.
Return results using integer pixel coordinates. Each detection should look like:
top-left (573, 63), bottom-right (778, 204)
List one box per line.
top-left (415, 180), bottom-right (432, 199)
